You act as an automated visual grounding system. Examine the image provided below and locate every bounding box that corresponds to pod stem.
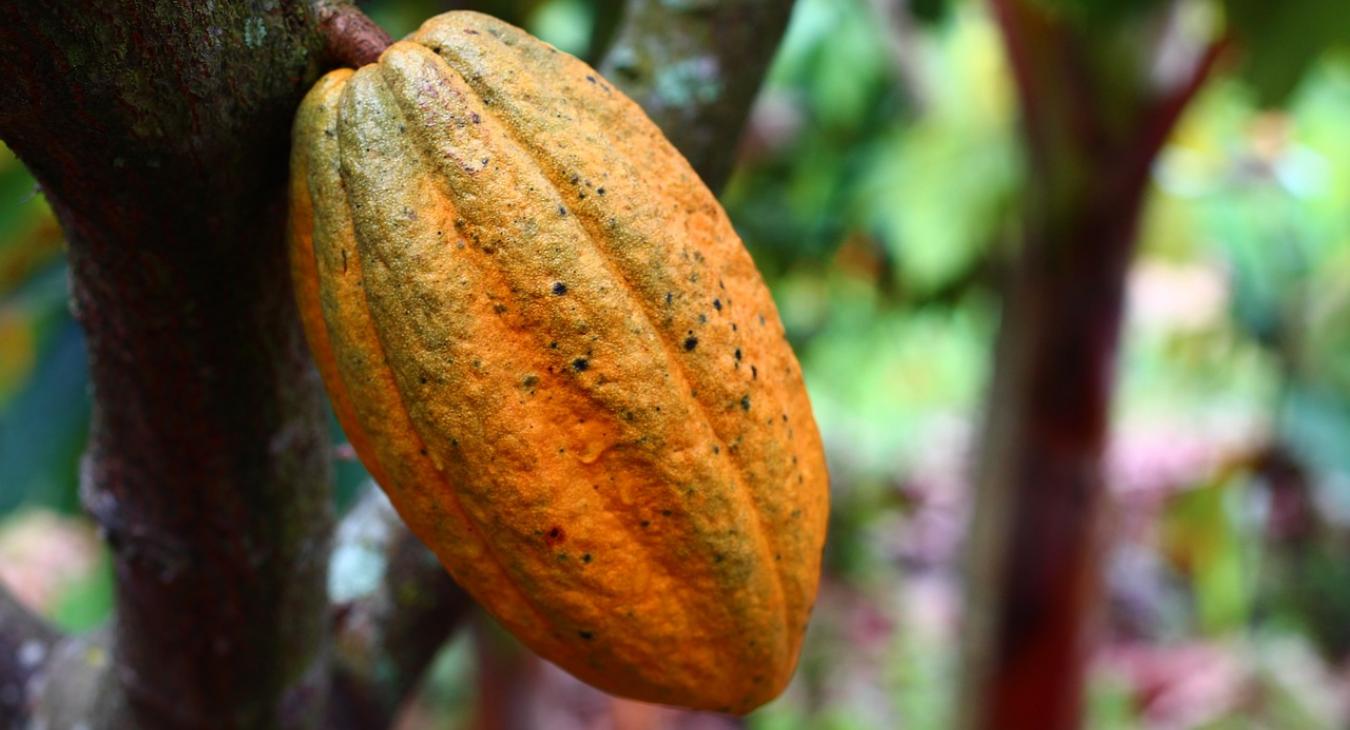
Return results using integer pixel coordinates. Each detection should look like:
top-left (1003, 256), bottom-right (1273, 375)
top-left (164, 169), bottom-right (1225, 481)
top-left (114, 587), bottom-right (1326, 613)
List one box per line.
top-left (317, 1), bottom-right (393, 69)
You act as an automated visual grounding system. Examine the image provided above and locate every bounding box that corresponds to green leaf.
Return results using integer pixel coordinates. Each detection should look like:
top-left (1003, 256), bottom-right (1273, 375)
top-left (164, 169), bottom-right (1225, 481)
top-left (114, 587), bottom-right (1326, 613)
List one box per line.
top-left (1225, 0), bottom-right (1350, 106)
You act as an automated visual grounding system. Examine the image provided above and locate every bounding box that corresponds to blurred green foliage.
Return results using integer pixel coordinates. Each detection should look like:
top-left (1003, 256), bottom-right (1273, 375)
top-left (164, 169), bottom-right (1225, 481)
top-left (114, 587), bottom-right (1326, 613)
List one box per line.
top-left (1, 0), bottom-right (1348, 727)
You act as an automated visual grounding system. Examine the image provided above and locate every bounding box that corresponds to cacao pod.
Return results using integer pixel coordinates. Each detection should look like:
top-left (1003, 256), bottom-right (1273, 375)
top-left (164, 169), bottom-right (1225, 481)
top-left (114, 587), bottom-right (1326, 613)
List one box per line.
top-left (288, 11), bottom-right (828, 713)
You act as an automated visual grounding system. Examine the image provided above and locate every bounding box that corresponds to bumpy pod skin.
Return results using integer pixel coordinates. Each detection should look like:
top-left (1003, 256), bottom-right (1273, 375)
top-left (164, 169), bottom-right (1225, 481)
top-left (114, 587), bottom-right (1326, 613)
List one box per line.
top-left (288, 11), bottom-right (829, 713)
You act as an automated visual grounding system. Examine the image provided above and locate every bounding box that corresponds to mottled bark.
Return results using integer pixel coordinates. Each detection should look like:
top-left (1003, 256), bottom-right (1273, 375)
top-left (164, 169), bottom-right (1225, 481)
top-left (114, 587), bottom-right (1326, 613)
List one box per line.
top-left (601, 0), bottom-right (798, 192)
top-left (0, 2), bottom-right (331, 727)
top-left (959, 2), bottom-right (1227, 728)
top-left (0, 586), bottom-right (59, 728)
top-left (327, 489), bottom-right (472, 730)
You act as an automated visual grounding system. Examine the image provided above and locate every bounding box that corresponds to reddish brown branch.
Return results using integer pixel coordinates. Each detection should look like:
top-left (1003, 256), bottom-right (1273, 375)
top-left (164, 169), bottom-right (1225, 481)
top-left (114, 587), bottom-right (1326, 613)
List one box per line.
top-left (1131, 35), bottom-right (1232, 177)
top-left (316, 2), bottom-right (393, 69)
top-left (959, 4), bottom-right (1228, 730)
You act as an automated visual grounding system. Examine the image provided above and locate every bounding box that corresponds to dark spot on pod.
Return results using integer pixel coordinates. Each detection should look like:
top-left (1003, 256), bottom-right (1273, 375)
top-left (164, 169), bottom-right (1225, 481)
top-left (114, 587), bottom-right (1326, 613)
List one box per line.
top-left (482, 245), bottom-right (496, 254)
top-left (684, 336), bottom-right (699, 351)
top-left (661, 509), bottom-right (672, 516)
top-left (740, 395), bottom-right (751, 411)
top-left (545, 526), bottom-right (565, 546)
top-left (549, 341), bottom-right (559, 349)
top-left (712, 445), bottom-right (720, 454)
top-left (640, 520), bottom-right (651, 528)
top-left (782, 413), bottom-right (789, 422)
top-left (582, 553), bottom-right (592, 563)
top-left (586, 75), bottom-right (597, 84)
top-left (341, 249), bottom-right (348, 272)
top-left (493, 303), bottom-right (507, 314)
top-left (713, 554), bottom-right (724, 563)
top-left (731, 323), bottom-right (738, 332)
top-left (578, 191), bottom-right (586, 199)
top-left (578, 630), bottom-right (594, 640)
top-left (573, 358), bottom-right (589, 371)
top-left (597, 187), bottom-right (606, 195)
top-left (419, 448), bottom-right (428, 456)
top-left (570, 173), bottom-right (580, 184)
top-left (751, 365), bottom-right (758, 379)
top-left (759, 314), bottom-right (767, 326)
top-left (558, 205), bottom-right (568, 217)
top-left (665, 292), bottom-right (674, 305)
top-left (522, 374), bottom-right (539, 389)
top-left (734, 348), bottom-right (742, 361)
top-left (698, 313), bottom-right (707, 324)
top-left (419, 375), bottom-right (428, 384)
top-left (713, 299), bottom-right (722, 311)
top-left (464, 28), bottom-right (479, 34)
top-left (470, 112), bottom-right (481, 124)
top-left (552, 281), bottom-right (568, 295)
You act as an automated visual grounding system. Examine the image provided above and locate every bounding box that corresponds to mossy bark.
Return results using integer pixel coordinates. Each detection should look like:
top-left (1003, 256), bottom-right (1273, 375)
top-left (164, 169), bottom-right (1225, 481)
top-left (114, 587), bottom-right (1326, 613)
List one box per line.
top-left (601, 0), bottom-right (798, 193)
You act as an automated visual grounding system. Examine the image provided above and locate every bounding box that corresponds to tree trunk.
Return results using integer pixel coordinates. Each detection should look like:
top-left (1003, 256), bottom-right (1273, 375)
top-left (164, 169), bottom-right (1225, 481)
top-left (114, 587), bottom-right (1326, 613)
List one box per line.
top-left (958, 2), bottom-right (1226, 727)
top-left (0, 3), bottom-right (332, 727)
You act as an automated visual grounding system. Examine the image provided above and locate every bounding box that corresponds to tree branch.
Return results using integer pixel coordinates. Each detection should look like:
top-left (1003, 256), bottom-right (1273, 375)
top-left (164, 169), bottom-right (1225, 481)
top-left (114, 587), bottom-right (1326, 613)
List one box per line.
top-left (600, 0), bottom-right (798, 193)
top-left (0, 585), bottom-right (60, 728)
top-left (326, 488), bottom-right (473, 730)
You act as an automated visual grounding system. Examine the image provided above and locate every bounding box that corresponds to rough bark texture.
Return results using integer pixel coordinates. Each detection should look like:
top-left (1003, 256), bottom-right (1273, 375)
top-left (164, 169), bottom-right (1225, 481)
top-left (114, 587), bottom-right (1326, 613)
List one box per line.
top-left (0, 3), bottom-right (332, 727)
top-left (959, 2), bottom-right (1226, 728)
top-left (601, 0), bottom-right (798, 193)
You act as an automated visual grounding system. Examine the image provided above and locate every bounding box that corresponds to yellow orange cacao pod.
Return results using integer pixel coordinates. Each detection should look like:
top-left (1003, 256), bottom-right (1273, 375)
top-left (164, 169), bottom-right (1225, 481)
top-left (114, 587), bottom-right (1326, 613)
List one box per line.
top-left (287, 11), bottom-right (829, 713)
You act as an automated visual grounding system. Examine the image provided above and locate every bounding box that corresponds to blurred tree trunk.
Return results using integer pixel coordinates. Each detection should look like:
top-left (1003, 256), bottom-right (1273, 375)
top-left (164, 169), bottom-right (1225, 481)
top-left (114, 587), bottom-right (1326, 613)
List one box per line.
top-left (960, 2), bottom-right (1226, 728)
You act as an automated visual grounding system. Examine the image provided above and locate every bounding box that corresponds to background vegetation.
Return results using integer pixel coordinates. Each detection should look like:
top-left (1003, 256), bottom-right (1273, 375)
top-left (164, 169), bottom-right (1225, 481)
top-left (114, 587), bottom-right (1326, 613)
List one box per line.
top-left (1, 0), bottom-right (1347, 727)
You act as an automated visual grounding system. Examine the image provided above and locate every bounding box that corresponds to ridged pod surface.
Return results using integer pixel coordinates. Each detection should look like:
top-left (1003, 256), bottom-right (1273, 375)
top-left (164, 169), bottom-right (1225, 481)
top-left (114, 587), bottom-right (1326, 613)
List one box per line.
top-left (288, 11), bottom-right (828, 713)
